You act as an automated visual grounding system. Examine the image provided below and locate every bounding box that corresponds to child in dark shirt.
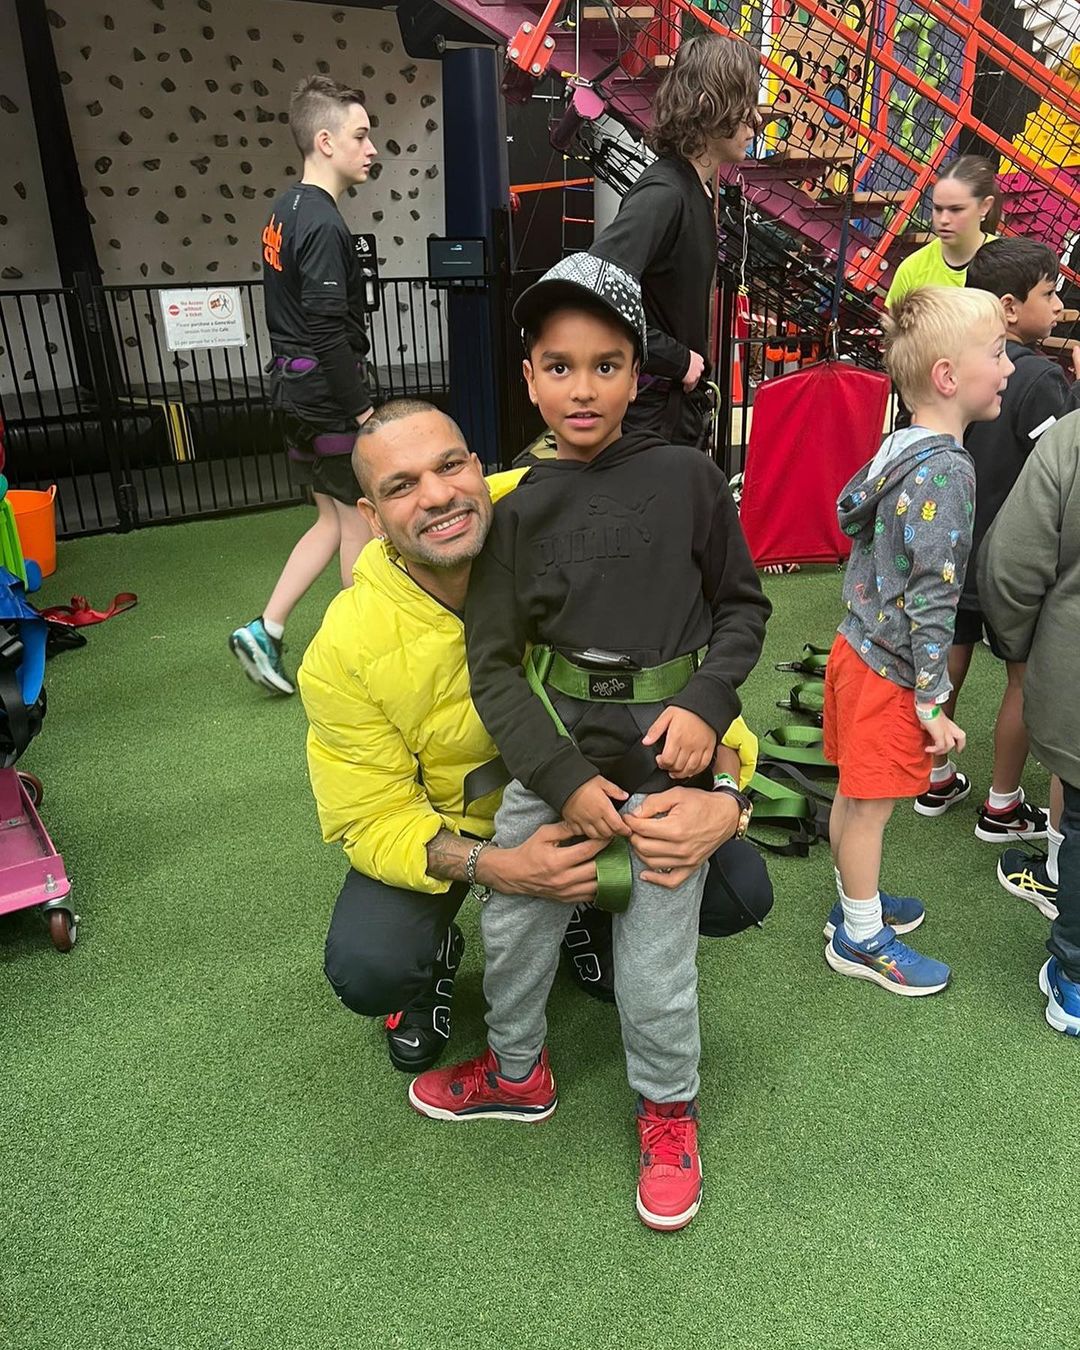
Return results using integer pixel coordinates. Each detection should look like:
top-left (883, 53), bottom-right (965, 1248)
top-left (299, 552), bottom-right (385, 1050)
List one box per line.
top-left (917, 241), bottom-right (1080, 906)
top-left (408, 253), bottom-right (769, 1232)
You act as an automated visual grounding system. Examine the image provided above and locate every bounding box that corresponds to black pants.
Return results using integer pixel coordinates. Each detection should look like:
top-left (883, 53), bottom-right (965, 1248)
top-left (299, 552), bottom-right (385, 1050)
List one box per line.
top-left (623, 384), bottom-right (711, 450)
top-left (1049, 778), bottom-right (1080, 982)
top-left (323, 839), bottom-right (773, 1016)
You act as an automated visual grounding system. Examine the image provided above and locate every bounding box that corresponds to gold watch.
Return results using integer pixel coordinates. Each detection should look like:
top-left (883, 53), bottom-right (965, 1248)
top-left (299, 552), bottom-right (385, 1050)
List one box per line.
top-left (712, 773), bottom-right (753, 840)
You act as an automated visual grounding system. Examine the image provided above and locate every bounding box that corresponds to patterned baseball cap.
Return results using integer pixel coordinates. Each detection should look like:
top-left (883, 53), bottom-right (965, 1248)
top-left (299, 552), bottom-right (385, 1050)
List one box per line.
top-left (513, 251), bottom-right (647, 363)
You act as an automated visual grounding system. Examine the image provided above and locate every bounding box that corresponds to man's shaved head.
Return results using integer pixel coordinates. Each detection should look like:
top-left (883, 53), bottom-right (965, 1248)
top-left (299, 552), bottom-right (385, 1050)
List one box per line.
top-left (352, 399), bottom-right (463, 496)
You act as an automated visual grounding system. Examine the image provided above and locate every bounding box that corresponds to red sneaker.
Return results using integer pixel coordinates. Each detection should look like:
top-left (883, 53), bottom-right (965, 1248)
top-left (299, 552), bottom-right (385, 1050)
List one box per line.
top-left (635, 1097), bottom-right (703, 1231)
top-left (408, 1047), bottom-right (558, 1123)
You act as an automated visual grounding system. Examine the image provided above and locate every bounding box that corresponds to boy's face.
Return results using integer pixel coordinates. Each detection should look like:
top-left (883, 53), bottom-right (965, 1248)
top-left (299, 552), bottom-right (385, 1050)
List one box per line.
top-left (523, 307), bottom-right (639, 461)
top-left (707, 106), bottom-right (761, 164)
top-left (1003, 275), bottom-right (1064, 343)
top-left (318, 102), bottom-right (378, 185)
top-left (952, 323), bottom-right (1014, 423)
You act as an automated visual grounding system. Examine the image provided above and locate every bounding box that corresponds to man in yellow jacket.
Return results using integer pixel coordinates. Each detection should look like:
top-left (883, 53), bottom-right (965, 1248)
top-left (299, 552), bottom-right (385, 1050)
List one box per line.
top-left (299, 400), bottom-right (771, 1072)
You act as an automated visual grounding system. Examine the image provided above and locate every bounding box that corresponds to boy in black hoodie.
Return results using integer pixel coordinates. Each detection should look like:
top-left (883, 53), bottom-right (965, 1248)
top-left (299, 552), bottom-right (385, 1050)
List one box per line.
top-left (918, 239), bottom-right (1080, 861)
top-left (408, 253), bottom-right (769, 1232)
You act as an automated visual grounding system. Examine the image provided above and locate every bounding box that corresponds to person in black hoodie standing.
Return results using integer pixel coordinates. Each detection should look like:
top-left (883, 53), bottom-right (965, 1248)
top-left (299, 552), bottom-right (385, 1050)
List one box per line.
top-left (230, 76), bottom-right (378, 696)
top-left (915, 240), bottom-right (1080, 863)
top-left (589, 34), bottom-right (760, 448)
top-left (408, 254), bottom-right (769, 1232)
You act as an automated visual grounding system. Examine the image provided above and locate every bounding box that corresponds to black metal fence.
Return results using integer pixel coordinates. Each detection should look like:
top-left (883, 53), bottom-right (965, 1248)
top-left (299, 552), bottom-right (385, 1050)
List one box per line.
top-left (713, 270), bottom-right (891, 481)
top-left (0, 272), bottom-right (533, 537)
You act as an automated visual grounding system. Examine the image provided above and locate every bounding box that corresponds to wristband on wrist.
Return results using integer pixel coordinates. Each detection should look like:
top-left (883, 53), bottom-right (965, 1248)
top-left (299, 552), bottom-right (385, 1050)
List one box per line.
top-left (711, 775), bottom-right (753, 840)
top-left (916, 704), bottom-right (941, 722)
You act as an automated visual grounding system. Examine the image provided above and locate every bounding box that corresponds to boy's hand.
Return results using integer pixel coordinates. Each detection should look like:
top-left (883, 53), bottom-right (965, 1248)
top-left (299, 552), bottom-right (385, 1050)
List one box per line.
top-left (683, 350), bottom-right (705, 392)
top-left (642, 707), bottom-right (717, 780)
top-left (921, 711), bottom-right (966, 756)
top-left (562, 776), bottom-right (630, 841)
top-left (1070, 345), bottom-right (1080, 382)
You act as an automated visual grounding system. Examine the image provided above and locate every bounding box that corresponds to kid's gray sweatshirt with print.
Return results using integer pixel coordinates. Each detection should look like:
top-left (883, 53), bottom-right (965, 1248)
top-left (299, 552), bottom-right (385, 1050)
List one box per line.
top-left (836, 427), bottom-right (975, 706)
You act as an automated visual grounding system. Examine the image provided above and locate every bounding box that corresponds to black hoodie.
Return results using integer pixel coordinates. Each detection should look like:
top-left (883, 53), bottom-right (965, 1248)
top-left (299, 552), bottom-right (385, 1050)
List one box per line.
top-left (962, 339), bottom-right (1080, 609)
top-left (464, 431), bottom-right (770, 812)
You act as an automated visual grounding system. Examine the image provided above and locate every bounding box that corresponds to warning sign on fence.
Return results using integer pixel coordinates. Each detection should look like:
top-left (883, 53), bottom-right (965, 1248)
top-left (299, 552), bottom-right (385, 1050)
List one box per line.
top-left (160, 288), bottom-right (247, 351)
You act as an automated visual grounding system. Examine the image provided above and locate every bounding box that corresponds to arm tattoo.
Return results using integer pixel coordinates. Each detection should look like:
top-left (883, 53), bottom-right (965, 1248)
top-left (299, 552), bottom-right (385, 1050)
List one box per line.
top-left (425, 828), bottom-right (473, 883)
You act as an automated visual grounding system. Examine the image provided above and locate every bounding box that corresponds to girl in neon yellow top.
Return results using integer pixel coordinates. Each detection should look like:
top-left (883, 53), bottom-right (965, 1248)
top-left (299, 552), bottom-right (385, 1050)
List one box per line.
top-left (886, 156), bottom-right (1001, 307)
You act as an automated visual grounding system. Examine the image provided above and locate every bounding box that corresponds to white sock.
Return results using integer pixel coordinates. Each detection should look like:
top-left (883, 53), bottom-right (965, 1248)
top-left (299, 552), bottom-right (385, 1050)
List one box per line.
top-left (988, 786), bottom-right (1022, 811)
top-left (841, 889), bottom-right (884, 943)
top-left (834, 867), bottom-right (844, 903)
top-left (262, 616), bottom-right (285, 640)
top-left (930, 760), bottom-right (955, 786)
top-left (1047, 824), bottom-right (1064, 885)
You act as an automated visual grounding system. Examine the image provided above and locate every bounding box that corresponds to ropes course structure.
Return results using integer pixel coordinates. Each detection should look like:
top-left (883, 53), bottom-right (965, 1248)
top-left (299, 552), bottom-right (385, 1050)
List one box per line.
top-left (456, 0), bottom-right (1080, 338)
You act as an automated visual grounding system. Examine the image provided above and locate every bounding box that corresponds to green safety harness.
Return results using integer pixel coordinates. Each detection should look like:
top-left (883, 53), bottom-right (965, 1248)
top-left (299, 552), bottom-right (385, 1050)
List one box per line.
top-left (525, 644), bottom-right (707, 912)
top-left (522, 638), bottom-right (841, 888)
top-left (744, 643), bottom-right (840, 856)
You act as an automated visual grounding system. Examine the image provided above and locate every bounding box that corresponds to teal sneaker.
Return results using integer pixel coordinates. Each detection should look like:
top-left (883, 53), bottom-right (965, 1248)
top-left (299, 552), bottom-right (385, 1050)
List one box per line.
top-left (823, 892), bottom-right (925, 939)
top-left (229, 618), bottom-right (294, 695)
top-left (825, 923), bottom-right (950, 996)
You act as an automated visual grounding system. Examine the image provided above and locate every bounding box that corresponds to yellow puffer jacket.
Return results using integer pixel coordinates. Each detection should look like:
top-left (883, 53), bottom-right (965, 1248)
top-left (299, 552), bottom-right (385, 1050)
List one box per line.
top-left (299, 470), bottom-right (759, 894)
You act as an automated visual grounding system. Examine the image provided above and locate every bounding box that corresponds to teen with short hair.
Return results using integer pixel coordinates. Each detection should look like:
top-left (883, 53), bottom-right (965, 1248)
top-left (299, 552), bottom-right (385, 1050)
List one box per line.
top-left (230, 76), bottom-right (378, 695)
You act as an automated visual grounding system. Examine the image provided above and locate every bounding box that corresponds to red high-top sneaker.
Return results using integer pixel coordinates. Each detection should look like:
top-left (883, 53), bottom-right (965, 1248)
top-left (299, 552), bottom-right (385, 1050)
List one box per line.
top-left (408, 1047), bottom-right (557, 1123)
top-left (636, 1097), bottom-right (702, 1231)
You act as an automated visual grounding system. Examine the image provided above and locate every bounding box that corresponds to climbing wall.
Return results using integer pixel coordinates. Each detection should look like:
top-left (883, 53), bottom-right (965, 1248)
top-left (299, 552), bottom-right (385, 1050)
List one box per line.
top-left (767, 3), bottom-right (864, 168)
top-left (0, 0), bottom-right (60, 288)
top-left (34, 0), bottom-right (445, 281)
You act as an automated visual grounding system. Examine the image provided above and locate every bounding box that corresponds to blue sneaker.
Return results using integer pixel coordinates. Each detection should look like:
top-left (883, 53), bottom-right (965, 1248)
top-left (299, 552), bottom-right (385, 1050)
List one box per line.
top-left (1038, 958), bottom-right (1080, 1037)
top-left (823, 892), bottom-right (925, 939)
top-left (825, 923), bottom-right (950, 996)
top-left (229, 618), bottom-right (295, 695)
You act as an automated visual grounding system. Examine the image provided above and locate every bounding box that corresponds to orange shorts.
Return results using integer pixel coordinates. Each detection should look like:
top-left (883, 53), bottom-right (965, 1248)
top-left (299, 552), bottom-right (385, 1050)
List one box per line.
top-left (823, 634), bottom-right (932, 800)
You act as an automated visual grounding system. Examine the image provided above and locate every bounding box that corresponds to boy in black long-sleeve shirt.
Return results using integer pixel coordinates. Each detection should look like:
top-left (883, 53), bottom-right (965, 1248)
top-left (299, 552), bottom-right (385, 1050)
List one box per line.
top-left (230, 76), bottom-right (378, 696)
top-left (590, 34), bottom-right (760, 447)
top-left (408, 253), bottom-right (769, 1232)
top-left (917, 240), bottom-right (1080, 874)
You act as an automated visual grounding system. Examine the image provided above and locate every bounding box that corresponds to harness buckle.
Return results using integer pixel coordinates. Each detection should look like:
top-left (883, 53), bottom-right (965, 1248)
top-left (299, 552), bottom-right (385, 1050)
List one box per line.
top-left (566, 647), bottom-right (639, 671)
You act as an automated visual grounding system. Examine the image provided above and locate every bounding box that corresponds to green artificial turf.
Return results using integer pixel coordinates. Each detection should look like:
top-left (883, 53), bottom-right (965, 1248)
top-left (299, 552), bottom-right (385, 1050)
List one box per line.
top-left (2, 509), bottom-right (1077, 1350)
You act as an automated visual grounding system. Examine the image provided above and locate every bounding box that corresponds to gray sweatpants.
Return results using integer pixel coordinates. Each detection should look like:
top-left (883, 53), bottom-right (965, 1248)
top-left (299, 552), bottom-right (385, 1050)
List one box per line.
top-left (483, 779), bottom-right (706, 1103)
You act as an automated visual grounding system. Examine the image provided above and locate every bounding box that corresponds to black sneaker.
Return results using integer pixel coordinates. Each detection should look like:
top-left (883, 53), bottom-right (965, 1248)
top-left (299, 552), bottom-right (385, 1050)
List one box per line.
top-left (561, 905), bottom-right (616, 1004)
top-left (913, 771), bottom-right (971, 817)
top-left (975, 793), bottom-right (1049, 843)
top-left (385, 922), bottom-right (465, 1073)
top-left (997, 848), bottom-right (1059, 920)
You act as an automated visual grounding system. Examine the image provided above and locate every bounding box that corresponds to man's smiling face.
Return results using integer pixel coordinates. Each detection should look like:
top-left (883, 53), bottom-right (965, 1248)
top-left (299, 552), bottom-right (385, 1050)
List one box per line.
top-left (356, 410), bottom-right (493, 569)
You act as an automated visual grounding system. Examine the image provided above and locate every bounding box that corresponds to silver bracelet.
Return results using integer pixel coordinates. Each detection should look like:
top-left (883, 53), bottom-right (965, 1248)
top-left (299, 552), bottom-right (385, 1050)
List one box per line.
top-left (465, 839), bottom-right (489, 887)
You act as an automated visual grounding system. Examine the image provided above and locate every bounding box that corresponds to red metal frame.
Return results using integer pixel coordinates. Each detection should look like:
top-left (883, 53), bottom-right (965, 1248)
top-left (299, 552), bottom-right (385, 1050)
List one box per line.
top-left (505, 0), bottom-right (565, 79)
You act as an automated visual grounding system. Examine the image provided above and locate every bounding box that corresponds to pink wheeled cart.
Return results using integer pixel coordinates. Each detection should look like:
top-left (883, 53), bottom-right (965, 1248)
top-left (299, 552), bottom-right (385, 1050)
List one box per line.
top-left (0, 768), bottom-right (75, 950)
top-left (0, 566), bottom-right (75, 951)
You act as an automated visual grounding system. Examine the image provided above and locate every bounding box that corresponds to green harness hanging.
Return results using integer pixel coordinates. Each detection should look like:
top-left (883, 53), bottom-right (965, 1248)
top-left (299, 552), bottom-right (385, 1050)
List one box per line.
top-left (774, 643), bottom-right (831, 679)
top-left (775, 681), bottom-right (825, 724)
top-left (759, 723), bottom-right (835, 768)
top-left (524, 644), bottom-right (705, 913)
